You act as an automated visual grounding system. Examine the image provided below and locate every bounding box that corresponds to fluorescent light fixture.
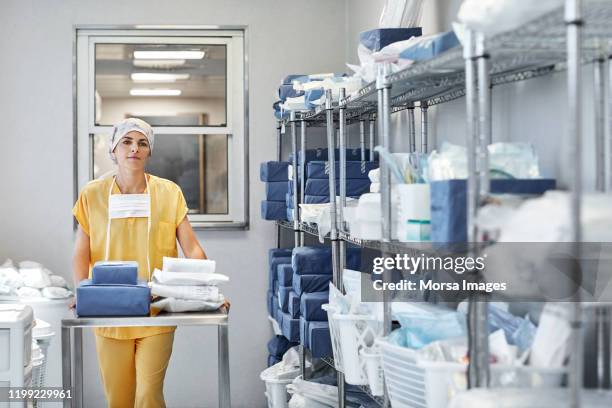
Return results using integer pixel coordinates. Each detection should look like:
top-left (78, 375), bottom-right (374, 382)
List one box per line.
top-left (133, 59), bottom-right (186, 68)
top-left (134, 50), bottom-right (205, 60)
top-left (131, 73), bottom-right (190, 82)
top-left (130, 89), bottom-right (182, 96)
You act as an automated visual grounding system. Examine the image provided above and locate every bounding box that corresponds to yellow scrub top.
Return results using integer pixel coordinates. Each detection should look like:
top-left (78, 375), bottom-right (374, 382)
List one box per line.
top-left (72, 174), bottom-right (189, 339)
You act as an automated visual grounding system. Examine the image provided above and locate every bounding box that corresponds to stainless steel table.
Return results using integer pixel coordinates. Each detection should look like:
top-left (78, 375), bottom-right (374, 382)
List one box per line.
top-left (61, 309), bottom-right (230, 408)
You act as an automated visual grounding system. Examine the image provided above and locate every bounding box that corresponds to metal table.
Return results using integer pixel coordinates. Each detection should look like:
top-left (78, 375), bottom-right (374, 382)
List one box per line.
top-left (61, 309), bottom-right (230, 408)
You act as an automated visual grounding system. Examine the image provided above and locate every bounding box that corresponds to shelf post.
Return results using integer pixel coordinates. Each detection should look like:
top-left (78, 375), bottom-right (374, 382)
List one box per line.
top-left (369, 117), bottom-right (376, 161)
top-left (420, 101), bottom-right (428, 153)
top-left (339, 88), bottom-right (347, 235)
top-left (276, 123), bottom-right (282, 248)
top-left (595, 56), bottom-right (607, 192)
top-left (408, 104), bottom-right (416, 153)
top-left (300, 119), bottom-right (307, 245)
top-left (290, 111), bottom-right (300, 247)
top-left (360, 118), bottom-right (367, 174)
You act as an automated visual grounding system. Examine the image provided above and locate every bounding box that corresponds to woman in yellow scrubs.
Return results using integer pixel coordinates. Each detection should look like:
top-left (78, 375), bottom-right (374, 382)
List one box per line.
top-left (72, 118), bottom-right (210, 408)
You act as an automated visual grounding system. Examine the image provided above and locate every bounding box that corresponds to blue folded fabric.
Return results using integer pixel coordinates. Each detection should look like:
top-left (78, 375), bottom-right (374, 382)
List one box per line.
top-left (282, 74), bottom-right (307, 85)
top-left (292, 246), bottom-right (361, 275)
top-left (273, 305), bottom-right (282, 325)
top-left (278, 285), bottom-right (292, 313)
top-left (76, 280), bottom-right (150, 317)
top-left (268, 355), bottom-right (282, 367)
top-left (269, 258), bottom-right (291, 290)
top-left (279, 84), bottom-right (304, 102)
top-left (289, 149), bottom-right (373, 165)
top-left (306, 161), bottom-right (379, 180)
top-left (431, 179), bottom-right (556, 243)
top-left (92, 261), bottom-right (138, 285)
top-left (265, 181), bottom-right (289, 201)
top-left (360, 27), bottom-right (423, 51)
top-left (273, 101), bottom-right (288, 120)
top-left (277, 264), bottom-right (294, 287)
top-left (261, 201), bottom-right (287, 220)
top-left (300, 291), bottom-right (329, 322)
top-left (273, 279), bottom-right (279, 295)
top-left (293, 274), bottom-right (332, 295)
top-left (267, 335), bottom-right (298, 358)
top-left (288, 291), bottom-right (301, 319)
top-left (309, 321), bottom-right (332, 358)
top-left (304, 178), bottom-right (370, 197)
top-left (260, 161), bottom-right (289, 182)
top-left (281, 311), bottom-right (300, 342)
top-left (269, 248), bottom-right (293, 261)
top-left (267, 290), bottom-right (275, 316)
top-left (399, 31), bottom-right (460, 62)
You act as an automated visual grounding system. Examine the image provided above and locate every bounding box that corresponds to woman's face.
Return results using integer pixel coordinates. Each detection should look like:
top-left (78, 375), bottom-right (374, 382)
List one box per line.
top-left (113, 130), bottom-right (151, 171)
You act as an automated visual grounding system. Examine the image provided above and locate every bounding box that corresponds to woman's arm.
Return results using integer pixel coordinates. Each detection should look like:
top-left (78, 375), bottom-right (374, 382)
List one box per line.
top-left (176, 217), bottom-right (207, 259)
top-left (70, 226), bottom-right (90, 308)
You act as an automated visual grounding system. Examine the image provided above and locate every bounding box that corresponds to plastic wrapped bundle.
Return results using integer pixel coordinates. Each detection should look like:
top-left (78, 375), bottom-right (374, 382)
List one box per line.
top-left (398, 31), bottom-right (460, 61)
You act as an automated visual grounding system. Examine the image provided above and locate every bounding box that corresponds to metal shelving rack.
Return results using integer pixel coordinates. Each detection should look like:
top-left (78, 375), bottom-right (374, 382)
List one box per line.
top-left (273, 0), bottom-right (612, 406)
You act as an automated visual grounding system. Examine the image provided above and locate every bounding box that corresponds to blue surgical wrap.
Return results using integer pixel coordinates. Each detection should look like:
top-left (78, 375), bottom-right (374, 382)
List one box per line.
top-left (399, 31), bottom-right (460, 61)
top-left (306, 161), bottom-right (379, 180)
top-left (282, 74), bottom-right (307, 85)
top-left (278, 285), bottom-right (292, 313)
top-left (260, 161), bottom-right (289, 182)
top-left (261, 201), bottom-right (287, 220)
top-left (300, 291), bottom-right (329, 322)
top-left (265, 181), bottom-right (289, 201)
top-left (293, 274), bottom-right (332, 296)
top-left (267, 290), bottom-right (275, 316)
top-left (292, 246), bottom-right (361, 275)
top-left (277, 264), bottom-right (294, 287)
top-left (359, 27), bottom-right (423, 51)
top-left (76, 280), bottom-right (150, 317)
top-left (304, 178), bottom-right (370, 197)
top-left (273, 304), bottom-right (282, 324)
top-left (430, 179), bottom-right (556, 243)
top-left (278, 84), bottom-right (304, 101)
top-left (281, 311), bottom-right (300, 342)
top-left (91, 261), bottom-right (138, 285)
top-left (267, 355), bottom-right (281, 367)
top-left (268, 258), bottom-right (291, 290)
top-left (288, 291), bottom-right (301, 319)
top-left (267, 335), bottom-right (298, 358)
top-left (309, 321), bottom-right (332, 358)
top-left (269, 248), bottom-right (293, 261)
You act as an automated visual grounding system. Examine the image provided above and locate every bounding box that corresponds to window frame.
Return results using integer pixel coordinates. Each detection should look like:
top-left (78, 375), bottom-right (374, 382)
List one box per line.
top-left (74, 26), bottom-right (249, 229)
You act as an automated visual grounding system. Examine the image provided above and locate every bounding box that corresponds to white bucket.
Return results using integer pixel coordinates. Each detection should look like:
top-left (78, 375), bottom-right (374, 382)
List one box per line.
top-left (360, 347), bottom-right (384, 396)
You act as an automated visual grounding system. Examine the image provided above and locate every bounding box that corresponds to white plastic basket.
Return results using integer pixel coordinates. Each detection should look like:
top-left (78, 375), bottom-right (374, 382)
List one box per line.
top-left (322, 304), bottom-right (383, 385)
top-left (264, 377), bottom-right (295, 408)
top-left (377, 337), bottom-right (566, 408)
top-left (360, 346), bottom-right (384, 396)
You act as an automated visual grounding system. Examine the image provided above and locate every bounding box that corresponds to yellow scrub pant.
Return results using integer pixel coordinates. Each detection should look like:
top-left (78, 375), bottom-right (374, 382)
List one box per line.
top-left (95, 332), bottom-right (175, 408)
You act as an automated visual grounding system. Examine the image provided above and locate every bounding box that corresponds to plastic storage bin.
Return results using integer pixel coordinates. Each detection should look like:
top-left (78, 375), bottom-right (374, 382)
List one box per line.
top-left (377, 337), bottom-right (566, 408)
top-left (322, 304), bottom-right (383, 385)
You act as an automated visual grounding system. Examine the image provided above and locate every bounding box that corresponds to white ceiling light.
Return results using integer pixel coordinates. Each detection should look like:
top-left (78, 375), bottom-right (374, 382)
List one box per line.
top-left (130, 89), bottom-right (182, 96)
top-left (133, 59), bottom-right (186, 68)
top-left (131, 73), bottom-right (190, 82)
top-left (134, 50), bottom-right (205, 60)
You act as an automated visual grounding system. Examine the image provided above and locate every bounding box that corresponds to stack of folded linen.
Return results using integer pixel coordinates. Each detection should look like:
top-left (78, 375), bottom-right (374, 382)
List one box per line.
top-left (267, 248), bottom-right (292, 329)
top-left (260, 161), bottom-right (290, 221)
top-left (150, 257), bottom-right (227, 313)
top-left (266, 335), bottom-right (298, 367)
top-left (77, 261), bottom-right (150, 316)
top-left (0, 259), bottom-right (73, 300)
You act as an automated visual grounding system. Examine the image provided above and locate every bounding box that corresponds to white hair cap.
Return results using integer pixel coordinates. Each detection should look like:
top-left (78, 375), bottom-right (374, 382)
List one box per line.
top-left (109, 118), bottom-right (154, 161)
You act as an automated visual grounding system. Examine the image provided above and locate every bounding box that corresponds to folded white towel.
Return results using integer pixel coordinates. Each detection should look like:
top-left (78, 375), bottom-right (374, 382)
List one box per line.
top-left (162, 257), bottom-right (216, 274)
top-left (151, 282), bottom-right (220, 301)
top-left (152, 269), bottom-right (228, 286)
top-left (152, 296), bottom-right (225, 313)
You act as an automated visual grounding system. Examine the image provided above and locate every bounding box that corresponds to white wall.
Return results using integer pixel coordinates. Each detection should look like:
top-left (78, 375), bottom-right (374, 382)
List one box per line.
top-left (0, 1), bottom-right (347, 407)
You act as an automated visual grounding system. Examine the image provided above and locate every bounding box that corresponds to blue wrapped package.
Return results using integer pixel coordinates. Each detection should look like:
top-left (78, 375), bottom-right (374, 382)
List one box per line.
top-left (430, 179), bottom-right (556, 243)
top-left (260, 161), bottom-right (289, 182)
top-left (282, 74), bottom-right (307, 85)
top-left (399, 31), bottom-right (460, 62)
top-left (76, 280), bottom-right (150, 317)
top-left (281, 311), bottom-right (300, 342)
top-left (288, 291), bottom-right (301, 319)
top-left (277, 264), bottom-right (294, 287)
top-left (273, 304), bottom-right (282, 324)
top-left (269, 248), bottom-right (293, 261)
top-left (92, 261), bottom-right (138, 285)
top-left (261, 201), bottom-right (287, 221)
top-left (292, 246), bottom-right (361, 275)
top-left (304, 178), bottom-right (370, 197)
top-left (289, 148), bottom-right (373, 165)
top-left (306, 161), bottom-right (379, 180)
top-left (300, 291), bottom-right (329, 321)
top-left (278, 285), bottom-right (292, 313)
top-left (267, 355), bottom-right (282, 367)
top-left (293, 274), bottom-right (332, 295)
top-left (267, 335), bottom-right (298, 358)
top-left (309, 321), bottom-right (332, 358)
top-left (278, 84), bottom-right (304, 102)
top-left (267, 290), bottom-right (275, 316)
top-left (265, 181), bottom-right (289, 201)
top-left (360, 27), bottom-right (423, 51)
top-left (268, 258), bottom-right (290, 290)
top-left (273, 101), bottom-right (288, 120)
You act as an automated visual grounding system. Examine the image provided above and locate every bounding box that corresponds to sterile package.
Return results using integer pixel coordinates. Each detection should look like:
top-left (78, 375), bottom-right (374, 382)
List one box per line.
top-left (92, 261), bottom-right (138, 285)
top-left (292, 246), bottom-right (361, 275)
top-left (281, 74), bottom-right (307, 85)
top-left (288, 291), bottom-right (301, 318)
top-left (152, 269), bottom-right (229, 286)
top-left (304, 178), bottom-right (371, 197)
top-left (269, 259), bottom-right (290, 289)
top-left (41, 287), bottom-right (72, 299)
top-left (277, 264), bottom-right (294, 287)
top-left (281, 311), bottom-right (300, 342)
top-left (300, 291), bottom-right (329, 322)
top-left (273, 302), bottom-right (281, 323)
top-left (278, 84), bottom-right (304, 102)
top-left (265, 181), bottom-right (289, 202)
top-left (261, 200), bottom-right (288, 221)
top-left (151, 282), bottom-right (220, 301)
top-left (267, 290), bottom-right (275, 316)
top-left (162, 257), bottom-right (216, 274)
top-left (269, 248), bottom-right (293, 260)
top-left (278, 285), bottom-right (292, 313)
top-left (260, 161), bottom-right (289, 182)
top-left (306, 161), bottom-right (379, 180)
top-left (293, 275), bottom-right (333, 296)
top-left (379, 0), bottom-right (425, 28)
top-left (77, 279), bottom-right (150, 316)
top-left (267, 335), bottom-right (298, 359)
top-left (392, 308), bottom-right (467, 349)
top-left (267, 355), bottom-right (281, 367)
top-left (360, 27), bottom-right (423, 51)
top-left (398, 31), bottom-right (460, 61)
top-left (308, 321), bottom-right (332, 358)
top-left (151, 295), bottom-right (224, 313)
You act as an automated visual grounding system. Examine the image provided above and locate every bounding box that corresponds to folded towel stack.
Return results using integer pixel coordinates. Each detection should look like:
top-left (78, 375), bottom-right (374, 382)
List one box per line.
top-left (260, 161), bottom-right (290, 221)
top-left (150, 257), bottom-right (227, 313)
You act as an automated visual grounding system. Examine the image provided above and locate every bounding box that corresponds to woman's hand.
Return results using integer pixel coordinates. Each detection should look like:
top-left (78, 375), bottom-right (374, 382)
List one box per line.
top-left (222, 298), bottom-right (231, 312)
top-left (68, 297), bottom-right (76, 310)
